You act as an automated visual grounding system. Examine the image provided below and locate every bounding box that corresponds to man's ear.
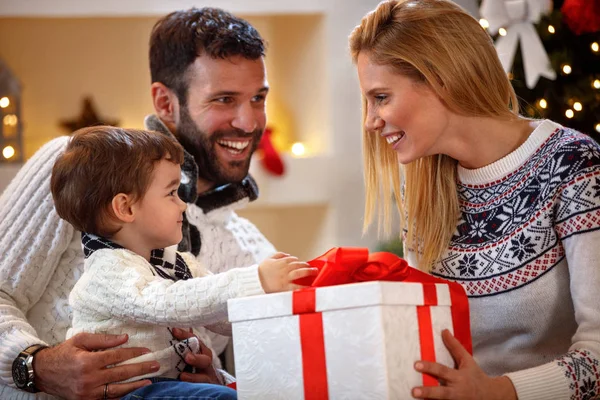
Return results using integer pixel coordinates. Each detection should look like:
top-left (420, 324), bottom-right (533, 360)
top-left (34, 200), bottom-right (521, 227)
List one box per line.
top-left (111, 193), bottom-right (136, 223)
top-left (151, 82), bottom-right (179, 127)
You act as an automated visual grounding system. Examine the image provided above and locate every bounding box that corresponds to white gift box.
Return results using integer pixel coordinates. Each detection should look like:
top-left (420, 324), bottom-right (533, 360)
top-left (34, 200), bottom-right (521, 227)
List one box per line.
top-left (228, 281), bottom-right (462, 400)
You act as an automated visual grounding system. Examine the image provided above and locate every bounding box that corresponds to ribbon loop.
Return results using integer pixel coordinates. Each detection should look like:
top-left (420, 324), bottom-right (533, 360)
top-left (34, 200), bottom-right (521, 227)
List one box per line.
top-left (480, 0), bottom-right (556, 89)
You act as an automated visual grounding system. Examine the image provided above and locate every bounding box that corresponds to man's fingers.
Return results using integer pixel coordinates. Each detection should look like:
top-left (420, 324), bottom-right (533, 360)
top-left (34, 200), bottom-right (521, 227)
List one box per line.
top-left (96, 347), bottom-right (152, 367)
top-left (441, 329), bottom-right (469, 364)
top-left (104, 379), bottom-right (152, 400)
top-left (171, 327), bottom-right (195, 340)
top-left (71, 332), bottom-right (128, 351)
top-left (184, 353), bottom-right (212, 370)
top-left (198, 342), bottom-right (213, 358)
top-left (100, 361), bottom-right (159, 384)
top-left (179, 372), bottom-right (214, 384)
top-left (289, 267), bottom-right (319, 280)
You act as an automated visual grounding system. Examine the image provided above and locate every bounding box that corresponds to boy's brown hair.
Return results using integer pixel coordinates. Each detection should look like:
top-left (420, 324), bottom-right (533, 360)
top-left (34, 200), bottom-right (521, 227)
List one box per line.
top-left (51, 126), bottom-right (184, 237)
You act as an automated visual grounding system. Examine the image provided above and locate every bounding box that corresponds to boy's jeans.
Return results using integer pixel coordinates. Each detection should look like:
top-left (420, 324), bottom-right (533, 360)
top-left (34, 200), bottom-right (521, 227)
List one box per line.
top-left (121, 378), bottom-right (237, 400)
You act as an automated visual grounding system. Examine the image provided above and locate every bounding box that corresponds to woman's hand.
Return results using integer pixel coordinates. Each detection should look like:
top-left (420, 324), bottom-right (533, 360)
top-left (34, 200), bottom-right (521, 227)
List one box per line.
top-left (411, 330), bottom-right (517, 400)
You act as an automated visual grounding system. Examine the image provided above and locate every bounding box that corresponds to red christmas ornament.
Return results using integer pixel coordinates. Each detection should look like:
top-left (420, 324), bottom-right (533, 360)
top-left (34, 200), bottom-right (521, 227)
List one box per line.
top-left (258, 127), bottom-right (285, 176)
top-left (561, 0), bottom-right (600, 35)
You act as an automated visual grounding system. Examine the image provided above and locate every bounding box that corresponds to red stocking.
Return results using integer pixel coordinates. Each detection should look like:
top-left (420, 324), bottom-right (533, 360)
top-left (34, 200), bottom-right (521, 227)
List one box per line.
top-left (258, 127), bottom-right (285, 176)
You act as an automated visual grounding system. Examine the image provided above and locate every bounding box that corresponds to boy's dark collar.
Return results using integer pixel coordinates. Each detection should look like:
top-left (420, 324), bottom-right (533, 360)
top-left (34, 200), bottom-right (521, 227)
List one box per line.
top-left (81, 232), bottom-right (193, 281)
top-left (143, 114), bottom-right (258, 212)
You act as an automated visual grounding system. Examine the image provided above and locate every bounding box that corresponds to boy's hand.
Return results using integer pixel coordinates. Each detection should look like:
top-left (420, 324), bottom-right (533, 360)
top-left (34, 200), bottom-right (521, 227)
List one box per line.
top-left (258, 252), bottom-right (318, 293)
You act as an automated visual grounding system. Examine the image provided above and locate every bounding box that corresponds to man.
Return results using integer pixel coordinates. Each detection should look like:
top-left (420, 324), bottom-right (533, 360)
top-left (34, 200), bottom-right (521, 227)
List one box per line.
top-left (0, 7), bottom-right (275, 399)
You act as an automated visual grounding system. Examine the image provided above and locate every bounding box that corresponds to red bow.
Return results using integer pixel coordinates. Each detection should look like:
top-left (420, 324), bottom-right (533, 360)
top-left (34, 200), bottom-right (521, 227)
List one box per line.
top-left (294, 247), bottom-right (472, 354)
top-left (297, 247), bottom-right (427, 286)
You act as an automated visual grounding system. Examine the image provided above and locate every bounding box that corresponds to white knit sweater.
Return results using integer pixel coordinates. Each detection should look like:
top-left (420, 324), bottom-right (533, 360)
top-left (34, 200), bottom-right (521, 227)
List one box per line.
top-left (406, 120), bottom-right (600, 400)
top-left (0, 136), bottom-right (277, 399)
top-left (67, 247), bottom-right (264, 380)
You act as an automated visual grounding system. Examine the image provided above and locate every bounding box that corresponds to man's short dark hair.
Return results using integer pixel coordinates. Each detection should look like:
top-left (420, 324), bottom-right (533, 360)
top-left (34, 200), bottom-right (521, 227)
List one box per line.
top-left (149, 7), bottom-right (266, 106)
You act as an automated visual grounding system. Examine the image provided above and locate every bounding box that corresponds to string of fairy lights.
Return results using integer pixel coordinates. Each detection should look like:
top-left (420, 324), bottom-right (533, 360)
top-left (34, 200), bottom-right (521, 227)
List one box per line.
top-left (1, 96), bottom-right (18, 160)
top-left (479, 17), bottom-right (600, 135)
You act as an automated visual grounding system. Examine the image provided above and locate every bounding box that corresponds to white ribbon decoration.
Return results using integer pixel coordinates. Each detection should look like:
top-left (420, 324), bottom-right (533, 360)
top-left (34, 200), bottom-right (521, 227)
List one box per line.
top-left (480, 0), bottom-right (556, 89)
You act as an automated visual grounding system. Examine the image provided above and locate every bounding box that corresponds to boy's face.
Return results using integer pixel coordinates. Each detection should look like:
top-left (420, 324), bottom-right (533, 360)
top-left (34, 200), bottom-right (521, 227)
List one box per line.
top-left (131, 159), bottom-right (187, 250)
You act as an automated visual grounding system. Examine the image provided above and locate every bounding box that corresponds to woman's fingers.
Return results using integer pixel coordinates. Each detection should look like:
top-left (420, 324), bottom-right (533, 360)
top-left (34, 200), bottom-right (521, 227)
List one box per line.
top-left (415, 360), bottom-right (457, 382)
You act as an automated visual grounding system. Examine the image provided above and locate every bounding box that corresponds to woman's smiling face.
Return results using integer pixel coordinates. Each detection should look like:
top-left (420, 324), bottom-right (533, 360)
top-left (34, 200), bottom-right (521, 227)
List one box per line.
top-left (357, 52), bottom-right (452, 164)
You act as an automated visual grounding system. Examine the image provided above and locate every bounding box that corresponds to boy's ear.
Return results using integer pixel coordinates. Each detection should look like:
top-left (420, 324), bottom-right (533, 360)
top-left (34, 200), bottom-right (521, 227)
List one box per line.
top-left (151, 82), bottom-right (179, 129)
top-left (111, 193), bottom-right (136, 223)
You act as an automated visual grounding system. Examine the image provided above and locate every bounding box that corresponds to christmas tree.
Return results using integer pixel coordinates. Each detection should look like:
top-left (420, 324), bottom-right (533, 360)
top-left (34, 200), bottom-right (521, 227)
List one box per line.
top-left (487, 0), bottom-right (600, 141)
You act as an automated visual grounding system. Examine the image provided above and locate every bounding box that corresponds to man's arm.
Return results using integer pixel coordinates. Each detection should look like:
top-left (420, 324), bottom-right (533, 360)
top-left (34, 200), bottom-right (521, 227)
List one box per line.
top-left (0, 137), bottom-right (75, 387)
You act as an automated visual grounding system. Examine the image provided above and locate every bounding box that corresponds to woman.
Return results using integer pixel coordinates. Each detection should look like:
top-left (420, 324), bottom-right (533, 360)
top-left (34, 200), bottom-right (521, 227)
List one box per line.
top-left (350, 1), bottom-right (600, 399)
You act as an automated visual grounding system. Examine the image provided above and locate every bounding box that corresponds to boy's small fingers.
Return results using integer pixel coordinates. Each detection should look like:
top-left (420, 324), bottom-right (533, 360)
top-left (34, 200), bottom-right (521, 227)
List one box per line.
top-left (289, 267), bottom-right (319, 280)
top-left (287, 261), bottom-right (310, 268)
top-left (270, 252), bottom-right (290, 259)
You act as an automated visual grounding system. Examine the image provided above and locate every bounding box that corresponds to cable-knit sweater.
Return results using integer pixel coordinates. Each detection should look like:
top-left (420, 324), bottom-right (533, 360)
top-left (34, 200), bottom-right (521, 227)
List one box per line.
top-left (67, 244), bottom-right (264, 381)
top-left (0, 134), bottom-right (276, 398)
top-left (406, 120), bottom-right (600, 400)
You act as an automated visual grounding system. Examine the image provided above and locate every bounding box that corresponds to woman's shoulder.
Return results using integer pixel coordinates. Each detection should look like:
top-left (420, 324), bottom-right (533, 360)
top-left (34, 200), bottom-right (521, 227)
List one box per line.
top-left (530, 123), bottom-right (600, 204)
top-left (527, 121), bottom-right (600, 173)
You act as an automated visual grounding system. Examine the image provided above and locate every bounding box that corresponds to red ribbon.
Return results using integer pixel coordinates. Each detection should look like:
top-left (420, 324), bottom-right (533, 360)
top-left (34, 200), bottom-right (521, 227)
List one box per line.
top-left (292, 247), bottom-right (472, 398)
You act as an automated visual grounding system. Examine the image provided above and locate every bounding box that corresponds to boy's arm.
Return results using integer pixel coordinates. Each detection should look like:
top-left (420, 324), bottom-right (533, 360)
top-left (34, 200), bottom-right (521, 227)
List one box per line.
top-left (182, 253), bottom-right (234, 337)
top-left (70, 250), bottom-right (264, 327)
top-left (0, 137), bottom-right (76, 388)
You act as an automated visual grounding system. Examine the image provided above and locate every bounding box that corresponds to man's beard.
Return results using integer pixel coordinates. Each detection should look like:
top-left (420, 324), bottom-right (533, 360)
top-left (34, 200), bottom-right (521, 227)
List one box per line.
top-left (176, 106), bottom-right (263, 187)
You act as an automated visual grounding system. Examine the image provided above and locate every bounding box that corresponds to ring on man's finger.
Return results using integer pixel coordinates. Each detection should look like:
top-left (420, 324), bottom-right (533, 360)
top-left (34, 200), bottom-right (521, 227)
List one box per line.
top-left (103, 383), bottom-right (109, 400)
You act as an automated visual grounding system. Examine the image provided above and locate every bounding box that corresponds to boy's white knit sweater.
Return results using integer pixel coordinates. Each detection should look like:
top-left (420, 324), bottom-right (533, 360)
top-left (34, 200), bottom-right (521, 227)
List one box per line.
top-left (67, 247), bottom-right (264, 380)
top-left (407, 120), bottom-right (600, 400)
top-left (0, 136), bottom-right (277, 399)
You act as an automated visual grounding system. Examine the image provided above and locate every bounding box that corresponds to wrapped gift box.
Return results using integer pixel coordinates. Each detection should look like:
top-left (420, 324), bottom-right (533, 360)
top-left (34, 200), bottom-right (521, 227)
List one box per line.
top-left (229, 279), bottom-right (468, 399)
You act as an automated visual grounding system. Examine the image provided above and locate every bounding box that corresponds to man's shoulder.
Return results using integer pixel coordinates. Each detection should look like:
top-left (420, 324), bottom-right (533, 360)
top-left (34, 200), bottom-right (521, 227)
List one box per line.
top-left (33, 135), bottom-right (71, 157)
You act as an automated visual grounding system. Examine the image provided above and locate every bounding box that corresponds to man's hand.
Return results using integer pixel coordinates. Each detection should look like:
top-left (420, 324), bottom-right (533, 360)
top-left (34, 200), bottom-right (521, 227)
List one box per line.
top-left (34, 333), bottom-right (157, 400)
top-left (171, 328), bottom-right (221, 384)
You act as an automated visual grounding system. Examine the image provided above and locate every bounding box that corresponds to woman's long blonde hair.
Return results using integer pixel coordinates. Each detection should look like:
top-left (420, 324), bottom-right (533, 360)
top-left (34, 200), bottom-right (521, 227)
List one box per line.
top-left (349, 0), bottom-right (519, 271)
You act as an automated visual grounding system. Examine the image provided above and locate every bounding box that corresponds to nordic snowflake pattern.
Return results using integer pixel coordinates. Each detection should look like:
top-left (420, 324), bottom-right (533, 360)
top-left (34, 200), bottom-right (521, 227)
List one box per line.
top-left (431, 128), bottom-right (600, 297)
top-left (556, 350), bottom-right (599, 400)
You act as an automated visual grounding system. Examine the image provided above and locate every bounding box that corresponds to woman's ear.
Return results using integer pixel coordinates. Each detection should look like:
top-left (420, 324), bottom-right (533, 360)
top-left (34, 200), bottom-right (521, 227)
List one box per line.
top-left (111, 193), bottom-right (136, 223)
top-left (151, 82), bottom-right (179, 128)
